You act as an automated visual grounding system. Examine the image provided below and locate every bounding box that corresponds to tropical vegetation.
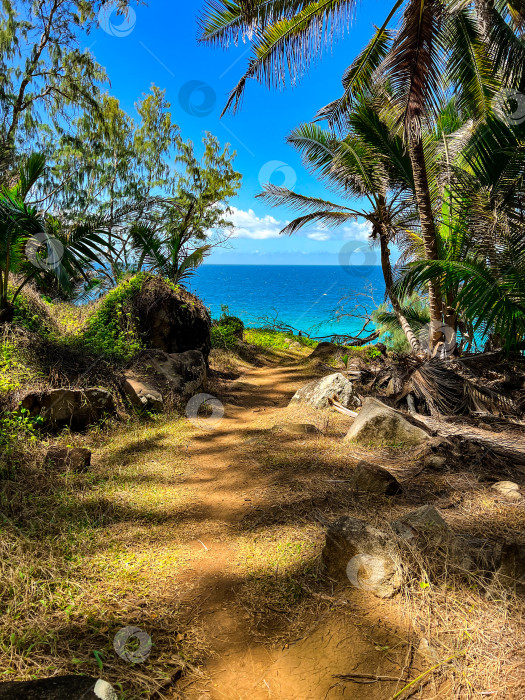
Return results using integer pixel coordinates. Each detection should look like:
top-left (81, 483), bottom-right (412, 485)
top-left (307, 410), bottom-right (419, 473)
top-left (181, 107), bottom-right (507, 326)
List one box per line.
top-left (0, 0), bottom-right (241, 322)
top-left (199, 0), bottom-right (525, 356)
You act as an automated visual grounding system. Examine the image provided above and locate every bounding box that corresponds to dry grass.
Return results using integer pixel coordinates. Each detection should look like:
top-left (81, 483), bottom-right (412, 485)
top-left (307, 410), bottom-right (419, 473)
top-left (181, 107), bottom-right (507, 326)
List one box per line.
top-left (219, 399), bottom-right (525, 699)
top-left (0, 416), bottom-right (212, 698)
top-left (1, 344), bottom-right (525, 698)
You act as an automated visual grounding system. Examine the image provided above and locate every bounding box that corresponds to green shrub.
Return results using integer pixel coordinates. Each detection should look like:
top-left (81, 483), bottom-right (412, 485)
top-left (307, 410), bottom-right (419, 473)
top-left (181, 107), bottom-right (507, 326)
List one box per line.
top-left (367, 346), bottom-right (383, 359)
top-left (211, 324), bottom-right (238, 349)
top-left (0, 407), bottom-right (42, 458)
top-left (0, 341), bottom-right (26, 393)
top-left (294, 334), bottom-right (317, 349)
top-left (8, 286), bottom-right (57, 337)
top-left (372, 294), bottom-right (430, 353)
top-left (218, 315), bottom-right (244, 339)
top-left (244, 328), bottom-right (317, 350)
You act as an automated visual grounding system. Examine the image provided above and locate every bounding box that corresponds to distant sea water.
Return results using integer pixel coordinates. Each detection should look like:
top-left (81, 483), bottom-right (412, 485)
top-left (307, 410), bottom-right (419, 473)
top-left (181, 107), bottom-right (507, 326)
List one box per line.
top-left (187, 265), bottom-right (386, 339)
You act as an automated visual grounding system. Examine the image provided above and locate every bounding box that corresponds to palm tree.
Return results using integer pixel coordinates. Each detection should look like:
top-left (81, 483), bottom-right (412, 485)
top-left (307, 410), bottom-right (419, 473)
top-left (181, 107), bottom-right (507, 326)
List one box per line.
top-left (130, 220), bottom-right (212, 285)
top-left (198, 0), bottom-right (498, 348)
top-left (396, 114), bottom-right (525, 352)
top-left (257, 97), bottom-right (423, 352)
top-left (0, 153), bottom-right (116, 319)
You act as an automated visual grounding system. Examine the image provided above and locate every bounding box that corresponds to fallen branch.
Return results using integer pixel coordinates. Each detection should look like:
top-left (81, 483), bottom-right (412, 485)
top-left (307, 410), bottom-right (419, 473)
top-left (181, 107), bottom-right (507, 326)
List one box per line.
top-left (334, 673), bottom-right (408, 684)
top-left (328, 397), bottom-right (359, 418)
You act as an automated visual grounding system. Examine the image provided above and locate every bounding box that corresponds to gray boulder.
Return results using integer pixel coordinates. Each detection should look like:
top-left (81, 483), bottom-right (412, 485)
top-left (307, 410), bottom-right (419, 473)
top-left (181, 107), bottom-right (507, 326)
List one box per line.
top-left (391, 505), bottom-right (451, 547)
top-left (141, 349), bottom-right (206, 397)
top-left (348, 461), bottom-right (402, 495)
top-left (45, 446), bottom-right (91, 472)
top-left (322, 516), bottom-right (403, 598)
top-left (129, 276), bottom-right (211, 361)
top-left (0, 677), bottom-right (117, 699)
top-left (21, 388), bottom-right (115, 431)
top-left (344, 397), bottom-right (430, 446)
top-left (123, 375), bottom-right (164, 412)
top-left (289, 372), bottom-right (360, 410)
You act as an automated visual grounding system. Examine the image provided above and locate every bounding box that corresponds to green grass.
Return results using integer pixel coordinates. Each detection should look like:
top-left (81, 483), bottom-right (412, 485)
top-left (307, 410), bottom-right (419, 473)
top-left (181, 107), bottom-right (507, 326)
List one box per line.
top-left (244, 328), bottom-right (317, 350)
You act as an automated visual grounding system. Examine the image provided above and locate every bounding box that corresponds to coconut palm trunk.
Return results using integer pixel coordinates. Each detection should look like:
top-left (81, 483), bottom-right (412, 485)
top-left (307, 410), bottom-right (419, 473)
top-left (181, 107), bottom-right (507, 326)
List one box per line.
top-left (385, 0), bottom-right (447, 348)
top-left (376, 216), bottom-right (422, 353)
top-left (408, 134), bottom-right (444, 342)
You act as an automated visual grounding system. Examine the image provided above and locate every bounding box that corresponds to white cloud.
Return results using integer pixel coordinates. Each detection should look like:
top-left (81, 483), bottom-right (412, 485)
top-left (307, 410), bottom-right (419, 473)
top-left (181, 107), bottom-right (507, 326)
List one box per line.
top-left (343, 221), bottom-right (372, 241)
top-left (229, 207), bottom-right (283, 240)
top-left (307, 232), bottom-right (331, 241)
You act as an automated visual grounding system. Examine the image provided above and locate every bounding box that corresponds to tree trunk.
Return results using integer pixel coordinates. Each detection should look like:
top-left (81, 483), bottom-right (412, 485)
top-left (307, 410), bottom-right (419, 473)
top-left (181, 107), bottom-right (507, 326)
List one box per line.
top-left (475, 0), bottom-right (494, 38)
top-left (377, 223), bottom-right (422, 354)
top-left (408, 134), bottom-right (444, 347)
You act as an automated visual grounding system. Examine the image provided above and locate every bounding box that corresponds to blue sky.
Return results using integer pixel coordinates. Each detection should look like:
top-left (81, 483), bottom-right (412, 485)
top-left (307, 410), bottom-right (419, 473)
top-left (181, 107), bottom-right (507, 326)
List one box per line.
top-left (83, 0), bottom-right (396, 265)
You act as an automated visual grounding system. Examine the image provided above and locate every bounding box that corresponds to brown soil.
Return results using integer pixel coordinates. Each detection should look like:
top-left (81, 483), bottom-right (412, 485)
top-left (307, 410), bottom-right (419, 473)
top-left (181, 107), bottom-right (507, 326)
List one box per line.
top-left (172, 362), bottom-right (421, 700)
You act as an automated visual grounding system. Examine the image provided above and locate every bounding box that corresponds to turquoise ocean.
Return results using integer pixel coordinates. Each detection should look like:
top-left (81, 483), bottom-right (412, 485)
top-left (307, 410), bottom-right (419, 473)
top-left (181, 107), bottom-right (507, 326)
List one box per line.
top-left (188, 265), bottom-right (386, 340)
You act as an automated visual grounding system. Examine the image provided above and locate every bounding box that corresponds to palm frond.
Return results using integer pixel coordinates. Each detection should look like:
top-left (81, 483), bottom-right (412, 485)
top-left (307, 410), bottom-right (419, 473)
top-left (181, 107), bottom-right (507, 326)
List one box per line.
top-left (444, 6), bottom-right (497, 120)
top-left (287, 121), bottom-right (385, 197)
top-left (380, 0), bottom-right (446, 138)
top-left (198, 1), bottom-right (315, 46)
top-left (16, 153), bottom-right (46, 200)
top-left (216, 0), bottom-right (357, 114)
top-left (257, 184), bottom-right (357, 214)
top-left (316, 20), bottom-right (397, 127)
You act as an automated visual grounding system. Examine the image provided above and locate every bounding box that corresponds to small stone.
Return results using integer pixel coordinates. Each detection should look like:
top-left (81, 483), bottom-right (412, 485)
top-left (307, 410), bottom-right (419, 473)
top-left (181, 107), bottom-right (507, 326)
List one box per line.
top-left (45, 446), bottom-right (91, 472)
top-left (494, 542), bottom-right (525, 593)
top-left (272, 423), bottom-right (321, 435)
top-left (417, 638), bottom-right (440, 663)
top-left (423, 454), bottom-right (446, 470)
top-left (348, 461), bottom-right (402, 496)
top-left (322, 516), bottom-right (403, 598)
top-left (454, 535), bottom-right (500, 573)
top-left (491, 481), bottom-right (522, 501)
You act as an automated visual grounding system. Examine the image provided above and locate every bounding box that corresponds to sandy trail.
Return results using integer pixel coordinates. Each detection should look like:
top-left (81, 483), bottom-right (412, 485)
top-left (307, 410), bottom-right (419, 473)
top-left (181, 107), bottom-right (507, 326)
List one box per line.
top-left (173, 361), bottom-right (414, 700)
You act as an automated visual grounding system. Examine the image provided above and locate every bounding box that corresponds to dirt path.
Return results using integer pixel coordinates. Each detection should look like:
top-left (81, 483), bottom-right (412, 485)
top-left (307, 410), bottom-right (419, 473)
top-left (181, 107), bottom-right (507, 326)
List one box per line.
top-left (173, 361), bottom-right (415, 700)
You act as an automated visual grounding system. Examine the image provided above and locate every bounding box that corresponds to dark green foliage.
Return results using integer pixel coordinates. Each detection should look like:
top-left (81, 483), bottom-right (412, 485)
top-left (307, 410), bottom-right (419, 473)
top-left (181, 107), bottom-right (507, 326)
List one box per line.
top-left (372, 295), bottom-right (430, 353)
top-left (211, 323), bottom-right (238, 349)
top-left (218, 315), bottom-right (244, 339)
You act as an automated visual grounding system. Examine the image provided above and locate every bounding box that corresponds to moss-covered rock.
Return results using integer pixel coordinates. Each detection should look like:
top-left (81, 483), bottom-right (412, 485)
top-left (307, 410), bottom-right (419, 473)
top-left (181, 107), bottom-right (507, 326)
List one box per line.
top-left (218, 315), bottom-right (244, 339)
top-left (83, 273), bottom-right (211, 363)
